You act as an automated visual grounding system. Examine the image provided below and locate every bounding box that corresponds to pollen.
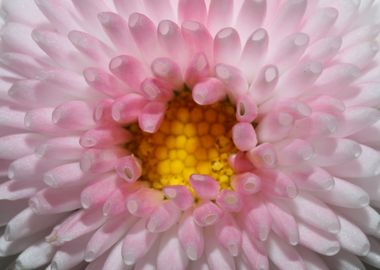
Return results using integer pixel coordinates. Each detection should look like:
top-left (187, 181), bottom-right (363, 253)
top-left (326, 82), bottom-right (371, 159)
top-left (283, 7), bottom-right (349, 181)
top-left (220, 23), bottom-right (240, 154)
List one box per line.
top-left (126, 91), bottom-right (237, 191)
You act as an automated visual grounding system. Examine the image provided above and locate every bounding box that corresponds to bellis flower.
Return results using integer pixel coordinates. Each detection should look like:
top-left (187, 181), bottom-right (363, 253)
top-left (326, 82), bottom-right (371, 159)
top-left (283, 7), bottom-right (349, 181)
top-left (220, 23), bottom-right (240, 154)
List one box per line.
top-left (1, 0), bottom-right (380, 269)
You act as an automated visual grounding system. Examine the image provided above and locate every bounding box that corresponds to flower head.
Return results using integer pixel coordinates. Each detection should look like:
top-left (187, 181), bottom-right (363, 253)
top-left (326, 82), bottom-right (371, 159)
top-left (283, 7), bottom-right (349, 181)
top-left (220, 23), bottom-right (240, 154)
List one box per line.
top-left (1, 0), bottom-right (380, 269)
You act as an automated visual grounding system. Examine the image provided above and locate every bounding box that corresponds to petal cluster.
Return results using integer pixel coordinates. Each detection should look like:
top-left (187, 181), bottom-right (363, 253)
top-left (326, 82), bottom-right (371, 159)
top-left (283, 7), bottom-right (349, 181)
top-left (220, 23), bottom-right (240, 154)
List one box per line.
top-left (0, 0), bottom-right (380, 270)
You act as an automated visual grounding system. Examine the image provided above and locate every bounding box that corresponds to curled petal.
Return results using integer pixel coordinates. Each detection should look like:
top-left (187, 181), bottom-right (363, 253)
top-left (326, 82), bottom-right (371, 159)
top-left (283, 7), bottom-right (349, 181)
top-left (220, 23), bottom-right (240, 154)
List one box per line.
top-left (115, 155), bottom-right (142, 183)
top-left (163, 185), bottom-right (194, 210)
top-left (138, 101), bottom-right (166, 133)
top-left (178, 211), bottom-right (204, 261)
top-left (232, 122), bottom-right (257, 152)
top-left (122, 219), bottom-right (158, 266)
top-left (192, 78), bottom-right (226, 105)
top-left (190, 174), bottom-right (219, 200)
top-left (193, 201), bottom-right (223, 227)
top-left (126, 188), bottom-right (163, 218)
top-left (231, 172), bottom-right (261, 195)
top-left (216, 190), bottom-right (243, 213)
top-left (146, 201), bottom-right (180, 233)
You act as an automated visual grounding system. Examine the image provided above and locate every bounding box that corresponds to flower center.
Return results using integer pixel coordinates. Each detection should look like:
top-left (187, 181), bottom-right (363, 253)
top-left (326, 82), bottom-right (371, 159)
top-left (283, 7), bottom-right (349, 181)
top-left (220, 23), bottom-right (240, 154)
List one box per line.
top-left (127, 90), bottom-right (237, 190)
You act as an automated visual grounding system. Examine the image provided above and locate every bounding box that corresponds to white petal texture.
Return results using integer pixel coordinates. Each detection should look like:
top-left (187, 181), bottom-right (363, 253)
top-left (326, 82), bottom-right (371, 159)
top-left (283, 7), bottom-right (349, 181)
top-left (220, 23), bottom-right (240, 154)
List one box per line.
top-left (0, 0), bottom-right (380, 269)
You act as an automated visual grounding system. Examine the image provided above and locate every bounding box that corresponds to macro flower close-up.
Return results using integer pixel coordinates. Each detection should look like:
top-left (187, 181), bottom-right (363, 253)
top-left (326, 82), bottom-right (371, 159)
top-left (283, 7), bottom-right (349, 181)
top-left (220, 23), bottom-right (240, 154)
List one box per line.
top-left (1, 0), bottom-right (380, 269)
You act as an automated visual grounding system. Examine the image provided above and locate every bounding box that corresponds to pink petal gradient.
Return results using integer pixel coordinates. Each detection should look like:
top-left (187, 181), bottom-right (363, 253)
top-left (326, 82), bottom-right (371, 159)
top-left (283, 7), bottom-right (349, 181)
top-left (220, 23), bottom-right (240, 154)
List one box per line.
top-left (0, 0), bottom-right (379, 269)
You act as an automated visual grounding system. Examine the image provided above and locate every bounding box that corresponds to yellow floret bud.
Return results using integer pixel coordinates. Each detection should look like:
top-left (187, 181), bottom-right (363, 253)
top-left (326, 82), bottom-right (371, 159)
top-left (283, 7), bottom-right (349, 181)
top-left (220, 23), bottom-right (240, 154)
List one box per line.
top-left (208, 149), bottom-right (219, 160)
top-left (177, 149), bottom-right (187, 160)
top-left (152, 132), bottom-right (165, 145)
top-left (175, 135), bottom-right (187, 148)
top-left (182, 167), bottom-right (194, 180)
top-left (217, 136), bottom-right (230, 148)
top-left (153, 182), bottom-right (162, 189)
top-left (171, 121), bottom-right (184, 135)
top-left (197, 122), bottom-right (209, 136)
top-left (195, 148), bottom-right (208, 160)
top-left (219, 175), bottom-right (229, 184)
top-left (211, 123), bottom-right (225, 136)
top-left (218, 114), bottom-right (226, 123)
top-left (155, 146), bottom-right (168, 160)
top-left (171, 160), bottom-right (184, 174)
top-left (165, 136), bottom-right (176, 149)
top-left (184, 123), bottom-right (197, 137)
top-left (190, 107), bottom-right (203, 122)
top-left (161, 176), bottom-right (170, 185)
top-left (169, 149), bottom-right (177, 159)
top-left (226, 106), bottom-right (234, 115)
top-left (185, 137), bottom-right (199, 153)
top-left (196, 161), bottom-right (211, 175)
top-left (169, 175), bottom-right (183, 185)
top-left (160, 121), bottom-right (170, 134)
top-left (177, 108), bottom-right (190, 122)
top-left (201, 135), bottom-right (214, 148)
top-left (138, 140), bottom-right (151, 156)
top-left (205, 109), bottom-right (217, 122)
top-left (185, 155), bottom-right (197, 167)
top-left (158, 160), bottom-right (170, 175)
top-left (221, 153), bottom-right (229, 160)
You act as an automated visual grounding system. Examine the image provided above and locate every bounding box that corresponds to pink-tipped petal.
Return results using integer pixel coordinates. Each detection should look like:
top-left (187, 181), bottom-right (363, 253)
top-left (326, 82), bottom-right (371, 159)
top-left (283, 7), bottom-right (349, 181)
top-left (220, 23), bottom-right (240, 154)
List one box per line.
top-left (250, 65), bottom-right (279, 104)
top-left (80, 127), bottom-right (131, 148)
top-left (29, 186), bottom-right (81, 214)
top-left (185, 53), bottom-right (210, 87)
top-left (98, 12), bottom-right (138, 54)
top-left (151, 57), bottom-right (183, 89)
top-left (275, 139), bottom-right (314, 166)
top-left (216, 190), bottom-right (243, 213)
top-left (111, 93), bottom-right (148, 124)
top-left (80, 148), bottom-right (125, 174)
top-left (247, 143), bottom-right (277, 169)
top-left (109, 55), bottom-right (148, 91)
top-left (182, 21), bottom-right (213, 61)
top-left (214, 213), bottom-right (242, 257)
top-left (84, 214), bottom-right (136, 262)
top-left (156, 224), bottom-right (189, 270)
top-left (241, 232), bottom-right (269, 270)
top-left (215, 64), bottom-right (248, 102)
top-left (80, 174), bottom-right (121, 209)
top-left (146, 201), bottom-right (180, 233)
top-left (193, 201), bottom-right (223, 227)
top-left (178, 211), bottom-right (204, 261)
top-left (138, 101), bottom-right (166, 133)
top-left (242, 197), bottom-right (272, 241)
top-left (128, 12), bottom-right (159, 62)
top-left (236, 95), bottom-right (257, 123)
top-left (189, 174), bottom-right (219, 200)
top-left (231, 172), bottom-right (261, 195)
top-left (122, 219), bottom-right (159, 266)
top-left (126, 188), bottom-right (163, 218)
top-left (83, 67), bottom-right (126, 98)
top-left (214, 27), bottom-right (241, 66)
top-left (266, 201), bottom-right (299, 246)
top-left (178, 0), bottom-right (207, 24)
top-left (228, 152), bottom-right (255, 173)
top-left (240, 28), bottom-right (269, 80)
top-left (236, 0), bottom-right (266, 39)
top-left (232, 122), bottom-right (257, 151)
top-left (157, 20), bottom-right (187, 64)
top-left (163, 185), bottom-right (194, 210)
top-left (207, 0), bottom-right (233, 34)
top-left (192, 78), bottom-right (226, 105)
top-left (52, 100), bottom-right (95, 130)
top-left (205, 226), bottom-right (236, 270)
top-left (115, 155), bottom-right (142, 183)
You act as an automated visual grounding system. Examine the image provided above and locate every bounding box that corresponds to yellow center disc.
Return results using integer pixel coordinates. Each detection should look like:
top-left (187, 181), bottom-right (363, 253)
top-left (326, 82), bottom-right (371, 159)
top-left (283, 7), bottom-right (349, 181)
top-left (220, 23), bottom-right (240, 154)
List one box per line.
top-left (127, 90), bottom-right (237, 190)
